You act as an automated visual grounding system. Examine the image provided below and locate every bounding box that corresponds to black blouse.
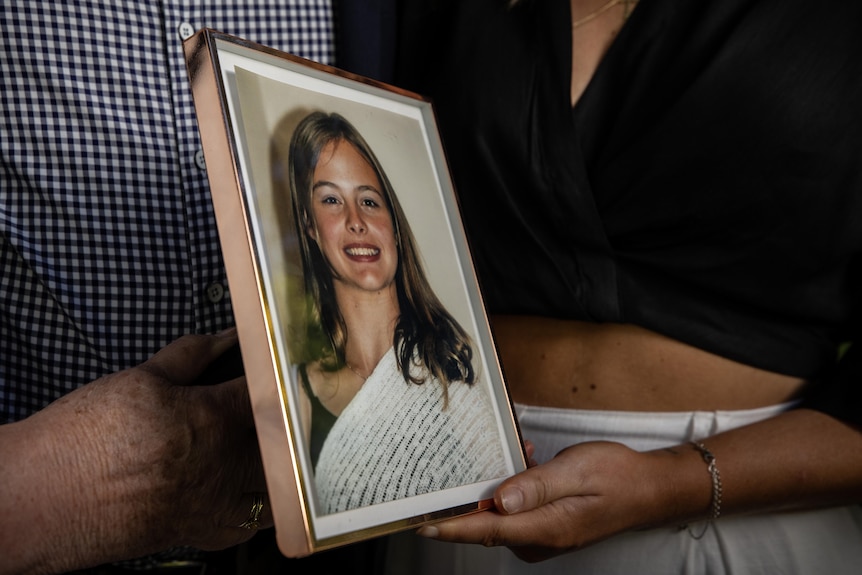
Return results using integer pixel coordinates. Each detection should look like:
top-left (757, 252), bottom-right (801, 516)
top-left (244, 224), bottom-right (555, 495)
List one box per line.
top-left (396, 0), bottom-right (862, 422)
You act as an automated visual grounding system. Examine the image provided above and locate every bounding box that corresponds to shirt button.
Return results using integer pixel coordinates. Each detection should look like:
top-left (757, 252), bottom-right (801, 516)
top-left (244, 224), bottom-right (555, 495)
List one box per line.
top-left (194, 149), bottom-right (206, 171)
top-left (178, 22), bottom-right (195, 40)
top-left (205, 282), bottom-right (226, 304)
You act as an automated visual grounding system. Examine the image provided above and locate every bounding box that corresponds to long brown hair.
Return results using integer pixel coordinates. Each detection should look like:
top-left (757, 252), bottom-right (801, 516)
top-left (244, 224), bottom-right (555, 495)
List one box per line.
top-left (287, 111), bottom-right (476, 393)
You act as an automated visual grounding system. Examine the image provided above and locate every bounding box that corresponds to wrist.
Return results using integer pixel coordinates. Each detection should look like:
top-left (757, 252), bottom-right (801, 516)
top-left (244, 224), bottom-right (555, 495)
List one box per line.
top-left (0, 411), bottom-right (109, 574)
top-left (1, 381), bottom-right (175, 574)
top-left (641, 442), bottom-right (719, 530)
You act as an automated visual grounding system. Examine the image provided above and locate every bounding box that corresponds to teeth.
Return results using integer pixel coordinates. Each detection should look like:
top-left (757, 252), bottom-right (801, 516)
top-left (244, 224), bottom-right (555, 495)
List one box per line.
top-left (346, 247), bottom-right (379, 256)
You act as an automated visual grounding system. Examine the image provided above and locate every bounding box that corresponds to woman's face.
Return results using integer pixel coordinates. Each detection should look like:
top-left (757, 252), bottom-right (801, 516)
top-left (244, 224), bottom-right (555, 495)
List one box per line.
top-left (307, 139), bottom-right (398, 295)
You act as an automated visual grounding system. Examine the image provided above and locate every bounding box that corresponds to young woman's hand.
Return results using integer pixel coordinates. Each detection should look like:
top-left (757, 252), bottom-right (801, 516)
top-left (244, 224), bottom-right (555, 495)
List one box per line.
top-left (417, 440), bottom-right (698, 563)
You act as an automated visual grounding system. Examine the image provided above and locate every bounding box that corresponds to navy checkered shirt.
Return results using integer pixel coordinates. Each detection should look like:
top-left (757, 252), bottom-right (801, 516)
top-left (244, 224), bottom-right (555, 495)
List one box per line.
top-left (0, 0), bottom-right (335, 423)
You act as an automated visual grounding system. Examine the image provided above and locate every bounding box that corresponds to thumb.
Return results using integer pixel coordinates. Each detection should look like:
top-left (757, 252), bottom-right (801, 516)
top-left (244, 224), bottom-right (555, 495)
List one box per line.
top-left (141, 328), bottom-right (240, 386)
top-left (495, 457), bottom-right (574, 515)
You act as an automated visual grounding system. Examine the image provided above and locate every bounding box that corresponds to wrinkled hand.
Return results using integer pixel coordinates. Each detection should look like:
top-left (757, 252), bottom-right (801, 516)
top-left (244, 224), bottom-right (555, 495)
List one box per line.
top-left (418, 441), bottom-right (672, 563)
top-left (5, 330), bottom-right (270, 572)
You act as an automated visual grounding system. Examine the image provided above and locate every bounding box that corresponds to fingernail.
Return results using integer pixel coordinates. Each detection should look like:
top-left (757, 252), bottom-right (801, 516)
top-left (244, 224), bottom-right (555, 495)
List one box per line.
top-left (500, 486), bottom-right (524, 514)
top-left (216, 326), bottom-right (238, 338)
top-left (417, 525), bottom-right (439, 539)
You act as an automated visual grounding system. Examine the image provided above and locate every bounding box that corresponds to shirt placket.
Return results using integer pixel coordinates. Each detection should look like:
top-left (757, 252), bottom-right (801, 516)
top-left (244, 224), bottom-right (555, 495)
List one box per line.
top-left (163, 0), bottom-right (234, 335)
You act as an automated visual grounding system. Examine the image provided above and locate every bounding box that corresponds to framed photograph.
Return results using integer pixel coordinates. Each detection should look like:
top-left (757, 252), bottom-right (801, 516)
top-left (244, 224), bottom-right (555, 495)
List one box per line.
top-left (184, 29), bottom-right (526, 557)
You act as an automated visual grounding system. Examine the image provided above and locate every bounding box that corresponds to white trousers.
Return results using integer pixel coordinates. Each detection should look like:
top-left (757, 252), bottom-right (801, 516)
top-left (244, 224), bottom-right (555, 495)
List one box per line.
top-left (385, 402), bottom-right (862, 574)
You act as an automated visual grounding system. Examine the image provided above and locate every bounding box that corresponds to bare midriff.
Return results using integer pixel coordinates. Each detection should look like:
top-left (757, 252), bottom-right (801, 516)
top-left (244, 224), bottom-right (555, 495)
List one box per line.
top-left (491, 315), bottom-right (807, 412)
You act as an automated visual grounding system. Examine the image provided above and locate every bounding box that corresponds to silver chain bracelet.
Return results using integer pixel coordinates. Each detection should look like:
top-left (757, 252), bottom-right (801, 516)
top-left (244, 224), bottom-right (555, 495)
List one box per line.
top-left (686, 441), bottom-right (723, 539)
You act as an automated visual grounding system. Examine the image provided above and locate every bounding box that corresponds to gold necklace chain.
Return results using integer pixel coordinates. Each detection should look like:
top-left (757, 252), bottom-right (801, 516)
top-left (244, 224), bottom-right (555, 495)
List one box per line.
top-left (345, 361), bottom-right (369, 381)
top-left (572, 0), bottom-right (638, 29)
top-left (314, 361), bottom-right (366, 403)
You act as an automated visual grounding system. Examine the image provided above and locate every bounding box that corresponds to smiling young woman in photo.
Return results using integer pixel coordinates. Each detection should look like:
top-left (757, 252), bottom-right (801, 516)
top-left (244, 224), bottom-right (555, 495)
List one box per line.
top-left (285, 111), bottom-right (508, 514)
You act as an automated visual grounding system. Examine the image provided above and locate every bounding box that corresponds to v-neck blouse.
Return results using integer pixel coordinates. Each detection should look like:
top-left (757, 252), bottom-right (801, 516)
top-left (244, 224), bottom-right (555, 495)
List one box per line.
top-left (400, 0), bottom-right (862, 421)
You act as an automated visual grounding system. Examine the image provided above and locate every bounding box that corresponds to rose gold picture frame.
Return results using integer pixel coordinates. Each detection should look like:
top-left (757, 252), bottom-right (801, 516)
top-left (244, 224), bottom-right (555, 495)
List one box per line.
top-left (184, 29), bottom-right (526, 557)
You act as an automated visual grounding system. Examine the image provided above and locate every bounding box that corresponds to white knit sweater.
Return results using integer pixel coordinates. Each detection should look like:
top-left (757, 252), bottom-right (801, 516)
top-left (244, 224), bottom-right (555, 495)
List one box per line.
top-left (313, 347), bottom-right (508, 515)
